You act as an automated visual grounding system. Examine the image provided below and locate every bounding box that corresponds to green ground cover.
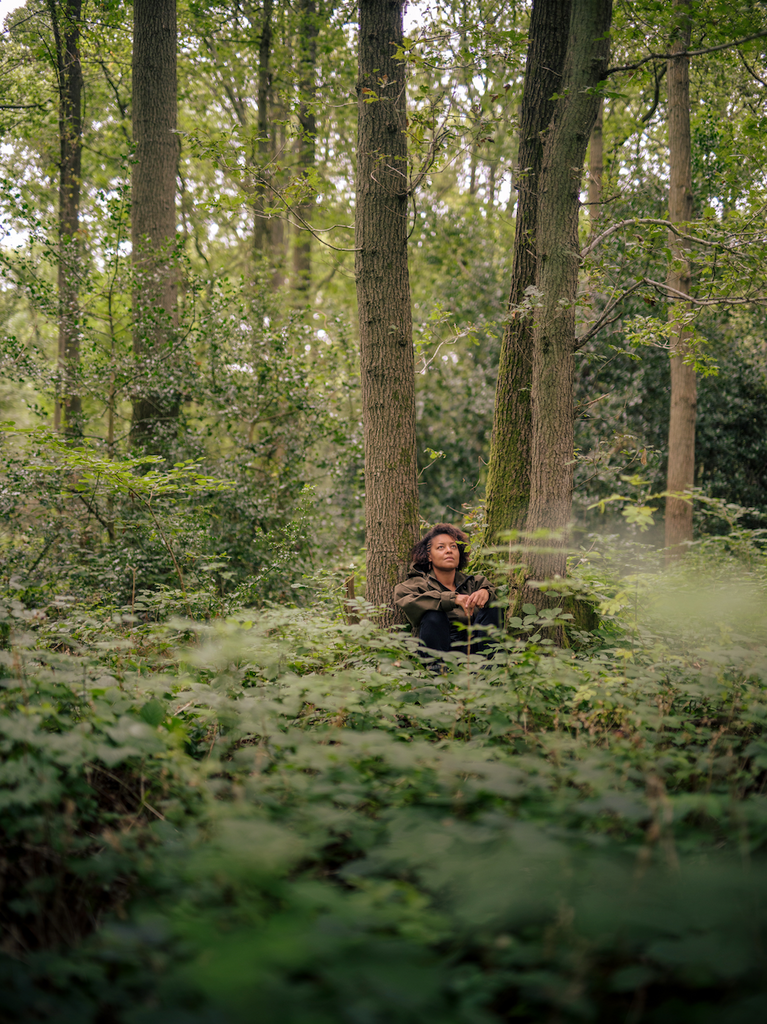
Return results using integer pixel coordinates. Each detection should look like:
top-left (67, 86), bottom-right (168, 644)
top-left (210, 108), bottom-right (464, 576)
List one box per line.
top-left (1, 561), bottom-right (767, 1023)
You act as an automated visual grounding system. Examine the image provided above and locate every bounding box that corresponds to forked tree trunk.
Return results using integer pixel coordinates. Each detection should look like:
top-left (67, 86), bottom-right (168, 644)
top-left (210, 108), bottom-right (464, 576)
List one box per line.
top-left (48, 0), bottom-right (83, 437)
top-left (522, 0), bottom-right (612, 612)
top-left (484, 0), bottom-right (572, 544)
top-left (292, 0), bottom-right (317, 300)
top-left (130, 0), bottom-right (179, 452)
top-left (355, 0), bottom-right (419, 618)
top-left (665, 0), bottom-right (696, 557)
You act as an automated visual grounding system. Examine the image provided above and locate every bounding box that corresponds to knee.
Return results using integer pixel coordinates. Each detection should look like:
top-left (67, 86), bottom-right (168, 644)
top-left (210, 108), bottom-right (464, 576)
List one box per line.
top-left (419, 609), bottom-right (451, 650)
top-left (476, 604), bottom-right (502, 629)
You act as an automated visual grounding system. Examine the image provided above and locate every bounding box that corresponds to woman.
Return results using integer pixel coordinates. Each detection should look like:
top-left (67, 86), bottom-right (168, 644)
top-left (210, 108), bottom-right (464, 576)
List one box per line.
top-left (393, 523), bottom-right (500, 658)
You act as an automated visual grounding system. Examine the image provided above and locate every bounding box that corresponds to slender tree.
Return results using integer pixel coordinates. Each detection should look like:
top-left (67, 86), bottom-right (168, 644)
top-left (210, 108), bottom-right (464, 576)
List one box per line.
top-left (355, 0), bottom-right (419, 616)
top-left (253, 0), bottom-right (273, 258)
top-left (521, 0), bottom-right (612, 606)
top-left (48, 0), bottom-right (83, 436)
top-left (130, 0), bottom-right (179, 451)
top-left (483, 0), bottom-right (572, 543)
top-left (664, 0), bottom-right (695, 555)
top-left (292, 0), bottom-right (317, 300)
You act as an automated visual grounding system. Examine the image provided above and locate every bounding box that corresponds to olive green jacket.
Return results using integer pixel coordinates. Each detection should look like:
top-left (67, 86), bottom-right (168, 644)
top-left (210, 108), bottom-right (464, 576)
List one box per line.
top-left (393, 566), bottom-right (496, 630)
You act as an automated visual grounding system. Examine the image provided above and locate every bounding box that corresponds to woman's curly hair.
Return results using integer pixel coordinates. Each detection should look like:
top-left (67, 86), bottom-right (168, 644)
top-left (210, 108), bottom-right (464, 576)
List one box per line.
top-left (411, 523), bottom-right (469, 573)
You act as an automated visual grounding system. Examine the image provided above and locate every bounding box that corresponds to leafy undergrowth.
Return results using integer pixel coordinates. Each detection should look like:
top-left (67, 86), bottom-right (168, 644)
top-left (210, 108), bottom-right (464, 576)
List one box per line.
top-left (2, 593), bottom-right (767, 1023)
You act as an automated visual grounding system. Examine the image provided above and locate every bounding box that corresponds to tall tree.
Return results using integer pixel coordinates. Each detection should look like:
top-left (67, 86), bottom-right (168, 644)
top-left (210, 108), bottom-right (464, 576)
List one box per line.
top-left (664, 0), bottom-right (695, 555)
top-left (292, 0), bottom-right (317, 299)
top-left (483, 0), bottom-right (572, 543)
top-left (130, 0), bottom-right (179, 451)
top-left (587, 97), bottom-right (603, 234)
top-left (253, 0), bottom-right (273, 258)
top-left (521, 0), bottom-right (612, 601)
top-left (355, 0), bottom-right (419, 616)
top-left (48, 0), bottom-right (83, 436)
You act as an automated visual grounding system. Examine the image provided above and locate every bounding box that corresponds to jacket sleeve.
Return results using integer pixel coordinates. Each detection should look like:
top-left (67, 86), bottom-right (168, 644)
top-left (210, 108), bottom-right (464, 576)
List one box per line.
top-left (472, 575), bottom-right (497, 603)
top-left (393, 579), bottom-right (456, 627)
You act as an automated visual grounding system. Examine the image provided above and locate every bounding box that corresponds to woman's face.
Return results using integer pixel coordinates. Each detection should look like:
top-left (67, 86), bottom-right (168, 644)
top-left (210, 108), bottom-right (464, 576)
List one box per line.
top-left (429, 533), bottom-right (460, 572)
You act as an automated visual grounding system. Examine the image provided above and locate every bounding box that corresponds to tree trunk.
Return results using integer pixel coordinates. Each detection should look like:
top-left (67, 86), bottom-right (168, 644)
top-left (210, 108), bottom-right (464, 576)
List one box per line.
top-left (254, 0), bottom-right (273, 257)
top-left (48, 0), bottom-right (82, 437)
top-left (355, 0), bottom-right (419, 619)
top-left (130, 0), bottom-right (179, 452)
top-left (484, 0), bottom-right (572, 544)
top-left (665, 0), bottom-right (696, 557)
top-left (292, 0), bottom-right (317, 301)
top-left (588, 97), bottom-right (603, 233)
top-left (522, 0), bottom-right (612, 608)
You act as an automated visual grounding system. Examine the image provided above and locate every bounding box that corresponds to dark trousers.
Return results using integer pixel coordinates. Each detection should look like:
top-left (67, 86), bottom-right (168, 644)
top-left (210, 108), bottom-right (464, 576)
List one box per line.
top-left (419, 605), bottom-right (501, 659)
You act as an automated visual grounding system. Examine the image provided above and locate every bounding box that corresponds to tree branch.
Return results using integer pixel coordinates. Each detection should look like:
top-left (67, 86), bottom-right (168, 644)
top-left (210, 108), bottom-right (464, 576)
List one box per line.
top-left (642, 277), bottom-right (767, 305)
top-left (607, 30), bottom-right (767, 76)
top-left (574, 279), bottom-right (646, 349)
top-left (736, 46), bottom-right (767, 88)
top-left (255, 176), bottom-right (360, 252)
top-left (640, 63), bottom-right (666, 123)
top-left (581, 217), bottom-right (739, 259)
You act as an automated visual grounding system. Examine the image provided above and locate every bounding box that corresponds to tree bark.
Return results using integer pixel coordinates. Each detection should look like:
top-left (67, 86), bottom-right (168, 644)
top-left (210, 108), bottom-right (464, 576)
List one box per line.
top-left (130, 0), bottom-right (179, 452)
top-left (254, 0), bottom-right (273, 257)
top-left (523, 0), bottom-right (612, 601)
top-left (292, 0), bottom-right (317, 301)
top-left (484, 0), bottom-right (572, 543)
top-left (588, 97), bottom-right (603, 233)
top-left (355, 0), bottom-right (419, 618)
top-left (48, 0), bottom-right (82, 437)
top-left (665, 0), bottom-right (696, 556)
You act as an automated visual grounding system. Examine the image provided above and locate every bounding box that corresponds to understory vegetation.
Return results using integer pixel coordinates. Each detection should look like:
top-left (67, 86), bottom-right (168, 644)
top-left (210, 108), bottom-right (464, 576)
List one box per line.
top-left (2, 520), bottom-right (767, 1023)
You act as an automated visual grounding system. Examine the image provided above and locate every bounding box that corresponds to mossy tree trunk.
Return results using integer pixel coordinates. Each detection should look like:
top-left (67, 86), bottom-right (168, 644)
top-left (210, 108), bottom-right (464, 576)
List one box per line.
top-left (484, 0), bottom-right (572, 546)
top-left (520, 0), bottom-right (612, 623)
top-left (355, 0), bottom-right (419, 619)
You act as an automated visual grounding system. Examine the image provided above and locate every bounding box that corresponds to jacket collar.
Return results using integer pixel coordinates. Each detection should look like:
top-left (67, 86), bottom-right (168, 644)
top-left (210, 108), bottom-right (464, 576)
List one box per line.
top-left (423, 568), bottom-right (467, 590)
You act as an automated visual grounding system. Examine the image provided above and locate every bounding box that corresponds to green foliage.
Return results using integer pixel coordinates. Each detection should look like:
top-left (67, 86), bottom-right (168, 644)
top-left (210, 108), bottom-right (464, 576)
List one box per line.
top-left (2, 533), bottom-right (767, 1021)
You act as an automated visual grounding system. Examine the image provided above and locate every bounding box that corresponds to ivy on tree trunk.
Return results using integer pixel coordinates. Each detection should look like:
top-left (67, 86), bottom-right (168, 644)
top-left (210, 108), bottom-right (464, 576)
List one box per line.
top-left (355, 0), bottom-right (419, 619)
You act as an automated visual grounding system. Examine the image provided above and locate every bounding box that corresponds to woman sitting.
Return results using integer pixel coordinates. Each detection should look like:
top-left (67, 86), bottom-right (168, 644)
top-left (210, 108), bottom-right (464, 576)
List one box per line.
top-left (393, 523), bottom-right (500, 660)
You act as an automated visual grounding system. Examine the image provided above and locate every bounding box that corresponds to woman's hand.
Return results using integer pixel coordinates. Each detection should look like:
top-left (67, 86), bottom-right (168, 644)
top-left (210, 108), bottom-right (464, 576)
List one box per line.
top-left (455, 589), bottom-right (489, 616)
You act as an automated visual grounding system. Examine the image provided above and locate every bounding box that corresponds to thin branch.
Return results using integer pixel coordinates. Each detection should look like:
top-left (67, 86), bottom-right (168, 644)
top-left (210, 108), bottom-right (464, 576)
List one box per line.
top-left (607, 30), bottom-right (767, 76)
top-left (0, 102), bottom-right (49, 110)
top-left (581, 217), bottom-right (739, 259)
top-left (640, 63), bottom-right (666, 123)
top-left (642, 277), bottom-right (767, 305)
top-left (256, 177), bottom-right (360, 252)
top-left (574, 279), bottom-right (646, 349)
top-left (737, 47), bottom-right (767, 88)
top-left (141, 497), bottom-right (190, 613)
